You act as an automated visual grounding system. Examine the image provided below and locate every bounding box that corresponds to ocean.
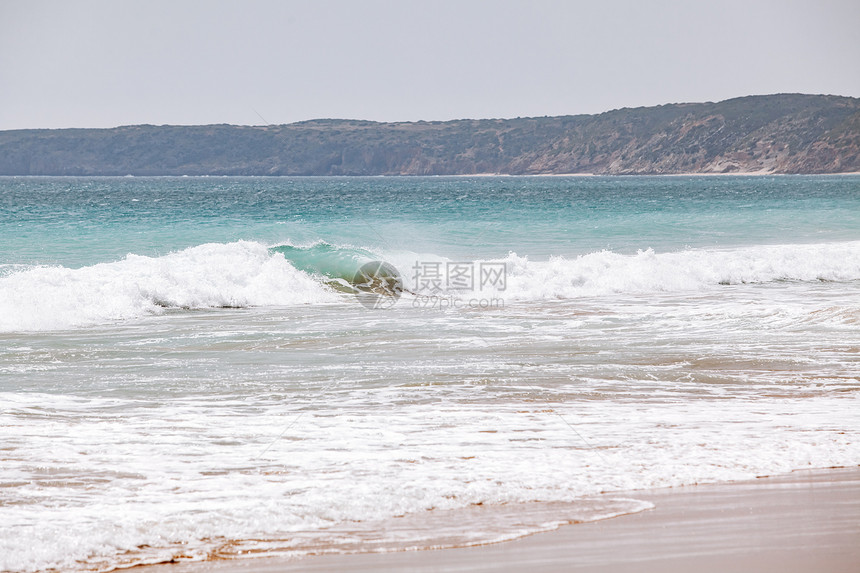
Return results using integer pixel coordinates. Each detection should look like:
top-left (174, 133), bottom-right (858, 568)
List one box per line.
top-left (1, 175), bottom-right (859, 572)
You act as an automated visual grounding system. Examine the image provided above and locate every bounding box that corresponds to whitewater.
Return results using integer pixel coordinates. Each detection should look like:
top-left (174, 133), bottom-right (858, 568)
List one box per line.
top-left (2, 239), bottom-right (860, 331)
top-left (1, 175), bottom-right (858, 572)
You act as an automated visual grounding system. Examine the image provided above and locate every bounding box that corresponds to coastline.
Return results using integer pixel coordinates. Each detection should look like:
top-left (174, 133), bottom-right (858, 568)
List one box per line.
top-left (131, 466), bottom-right (860, 573)
top-left (441, 170), bottom-right (860, 177)
top-left (3, 95), bottom-right (859, 178)
top-left (2, 171), bottom-right (860, 178)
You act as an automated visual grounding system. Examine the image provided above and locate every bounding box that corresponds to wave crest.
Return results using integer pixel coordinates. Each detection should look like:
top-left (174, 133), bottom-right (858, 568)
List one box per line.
top-left (3, 240), bottom-right (859, 331)
top-left (487, 242), bottom-right (860, 300)
top-left (0, 242), bottom-right (336, 331)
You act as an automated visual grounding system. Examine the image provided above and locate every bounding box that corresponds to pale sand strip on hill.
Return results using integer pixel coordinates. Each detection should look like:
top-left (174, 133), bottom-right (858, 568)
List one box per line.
top-left (133, 466), bottom-right (860, 573)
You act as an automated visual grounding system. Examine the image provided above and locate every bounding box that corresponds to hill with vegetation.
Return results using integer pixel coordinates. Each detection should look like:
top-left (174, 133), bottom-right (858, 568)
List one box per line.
top-left (1, 94), bottom-right (858, 176)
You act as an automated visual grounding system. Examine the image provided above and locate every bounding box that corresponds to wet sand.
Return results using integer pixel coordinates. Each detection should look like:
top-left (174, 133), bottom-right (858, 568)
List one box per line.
top-left (133, 466), bottom-right (860, 573)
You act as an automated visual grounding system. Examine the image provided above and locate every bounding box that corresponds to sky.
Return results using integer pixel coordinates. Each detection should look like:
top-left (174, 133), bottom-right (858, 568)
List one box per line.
top-left (1, 0), bottom-right (858, 130)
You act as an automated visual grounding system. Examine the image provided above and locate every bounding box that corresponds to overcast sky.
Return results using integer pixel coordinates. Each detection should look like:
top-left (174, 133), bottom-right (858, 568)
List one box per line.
top-left (1, 0), bottom-right (858, 130)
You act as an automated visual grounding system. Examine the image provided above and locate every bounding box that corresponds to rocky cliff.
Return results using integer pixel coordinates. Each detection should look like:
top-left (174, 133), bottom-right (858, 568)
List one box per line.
top-left (1, 94), bottom-right (858, 176)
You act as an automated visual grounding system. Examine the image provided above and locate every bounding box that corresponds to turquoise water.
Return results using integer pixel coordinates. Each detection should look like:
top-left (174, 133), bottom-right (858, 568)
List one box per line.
top-left (1, 175), bottom-right (859, 572)
top-left (3, 176), bottom-right (859, 268)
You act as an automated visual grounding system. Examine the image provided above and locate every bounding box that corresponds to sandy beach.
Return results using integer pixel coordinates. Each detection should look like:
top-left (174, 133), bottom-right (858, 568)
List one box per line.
top-left (133, 466), bottom-right (860, 573)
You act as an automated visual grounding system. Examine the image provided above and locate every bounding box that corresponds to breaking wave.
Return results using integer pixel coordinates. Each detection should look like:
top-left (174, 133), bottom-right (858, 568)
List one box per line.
top-left (2, 240), bottom-right (859, 331)
top-left (495, 241), bottom-right (860, 300)
top-left (0, 241), bottom-right (337, 331)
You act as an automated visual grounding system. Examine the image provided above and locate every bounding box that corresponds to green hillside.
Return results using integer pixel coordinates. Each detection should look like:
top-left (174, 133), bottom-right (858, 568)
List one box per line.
top-left (1, 94), bottom-right (858, 175)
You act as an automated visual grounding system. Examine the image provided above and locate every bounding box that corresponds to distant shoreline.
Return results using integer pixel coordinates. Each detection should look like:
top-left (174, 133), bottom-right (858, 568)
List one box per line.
top-left (2, 171), bottom-right (859, 178)
top-left (435, 171), bottom-right (860, 177)
top-left (2, 94), bottom-right (858, 177)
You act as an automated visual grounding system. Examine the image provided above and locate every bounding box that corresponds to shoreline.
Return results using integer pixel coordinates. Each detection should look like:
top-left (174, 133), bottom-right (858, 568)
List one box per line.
top-left (1, 172), bottom-right (859, 178)
top-left (440, 171), bottom-right (860, 177)
top-left (131, 466), bottom-right (860, 573)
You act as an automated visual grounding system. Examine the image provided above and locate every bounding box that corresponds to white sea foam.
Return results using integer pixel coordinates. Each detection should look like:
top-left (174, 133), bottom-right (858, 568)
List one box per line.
top-left (1, 392), bottom-right (858, 572)
top-left (0, 241), bottom-right (338, 331)
top-left (3, 241), bottom-right (859, 570)
top-left (471, 241), bottom-right (860, 300)
top-left (3, 240), bottom-right (859, 331)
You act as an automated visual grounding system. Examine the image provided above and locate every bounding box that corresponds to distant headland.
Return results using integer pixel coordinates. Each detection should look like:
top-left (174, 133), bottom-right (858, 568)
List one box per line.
top-left (1, 94), bottom-right (858, 176)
